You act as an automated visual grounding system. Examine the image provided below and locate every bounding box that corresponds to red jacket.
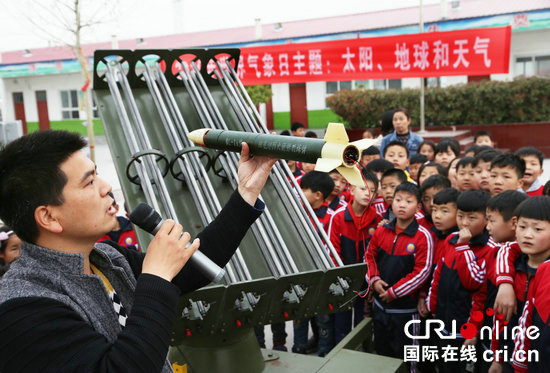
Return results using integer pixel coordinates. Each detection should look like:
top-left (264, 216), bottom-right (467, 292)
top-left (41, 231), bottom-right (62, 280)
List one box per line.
top-left (311, 200), bottom-right (333, 234)
top-left (365, 218), bottom-right (434, 310)
top-left (513, 259), bottom-right (550, 373)
top-left (328, 201), bottom-right (379, 265)
top-left (97, 216), bottom-right (139, 251)
top-left (426, 230), bottom-right (496, 334)
top-left (495, 241), bottom-right (522, 286)
top-left (373, 196), bottom-right (388, 217)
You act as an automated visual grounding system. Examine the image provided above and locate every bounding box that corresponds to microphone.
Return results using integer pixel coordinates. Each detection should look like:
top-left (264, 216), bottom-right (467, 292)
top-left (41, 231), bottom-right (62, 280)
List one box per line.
top-left (130, 203), bottom-right (225, 283)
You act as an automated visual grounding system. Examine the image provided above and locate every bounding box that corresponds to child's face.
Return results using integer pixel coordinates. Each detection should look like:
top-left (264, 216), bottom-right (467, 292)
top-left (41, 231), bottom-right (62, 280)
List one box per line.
top-left (475, 135), bottom-right (493, 147)
top-left (381, 175), bottom-right (402, 205)
top-left (409, 162), bottom-right (422, 182)
top-left (287, 160), bottom-right (296, 169)
top-left (301, 187), bottom-right (322, 208)
top-left (421, 186), bottom-right (442, 216)
top-left (362, 130), bottom-right (375, 139)
top-left (520, 155), bottom-right (543, 188)
top-left (456, 210), bottom-right (487, 238)
top-left (0, 234), bottom-right (21, 264)
top-left (292, 127), bottom-right (306, 137)
top-left (392, 191), bottom-right (420, 221)
top-left (435, 147), bottom-right (455, 168)
top-left (384, 145), bottom-right (409, 170)
top-left (474, 160), bottom-right (492, 192)
top-left (516, 217), bottom-right (550, 259)
top-left (301, 162), bottom-right (316, 173)
top-left (419, 145), bottom-right (434, 161)
top-left (490, 166), bottom-right (523, 196)
top-left (373, 171), bottom-right (384, 196)
top-left (360, 153), bottom-right (380, 168)
top-left (418, 166), bottom-right (439, 186)
top-left (432, 203), bottom-right (458, 232)
top-left (329, 172), bottom-right (345, 197)
top-left (351, 180), bottom-right (376, 208)
top-left (486, 208), bottom-right (516, 243)
top-left (456, 164), bottom-right (477, 191)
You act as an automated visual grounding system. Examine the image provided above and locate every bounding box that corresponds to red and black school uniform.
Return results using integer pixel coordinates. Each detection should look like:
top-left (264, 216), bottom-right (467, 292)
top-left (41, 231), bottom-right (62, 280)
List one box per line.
top-left (365, 218), bottom-right (434, 362)
top-left (373, 195), bottom-right (388, 217)
top-left (328, 199), bottom-right (380, 343)
top-left (526, 178), bottom-right (544, 197)
top-left (97, 216), bottom-right (139, 251)
top-left (310, 200), bottom-right (333, 234)
top-left (328, 195), bottom-right (347, 212)
top-left (513, 259), bottom-right (550, 373)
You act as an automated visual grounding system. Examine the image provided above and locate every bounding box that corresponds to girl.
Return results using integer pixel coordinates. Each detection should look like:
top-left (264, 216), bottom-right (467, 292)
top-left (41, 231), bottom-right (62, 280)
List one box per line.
top-left (0, 226), bottom-right (21, 275)
top-left (417, 140), bottom-right (436, 162)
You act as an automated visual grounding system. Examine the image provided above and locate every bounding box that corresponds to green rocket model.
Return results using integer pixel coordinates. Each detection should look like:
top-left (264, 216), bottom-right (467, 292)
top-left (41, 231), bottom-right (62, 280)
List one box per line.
top-left (187, 123), bottom-right (375, 187)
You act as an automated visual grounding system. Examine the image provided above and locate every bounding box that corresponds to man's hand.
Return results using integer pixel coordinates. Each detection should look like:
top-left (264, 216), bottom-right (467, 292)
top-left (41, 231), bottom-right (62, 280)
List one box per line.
top-left (417, 298), bottom-right (430, 318)
top-left (237, 142), bottom-right (277, 206)
top-left (457, 227), bottom-right (472, 244)
top-left (494, 283), bottom-right (517, 322)
top-left (141, 219), bottom-right (200, 282)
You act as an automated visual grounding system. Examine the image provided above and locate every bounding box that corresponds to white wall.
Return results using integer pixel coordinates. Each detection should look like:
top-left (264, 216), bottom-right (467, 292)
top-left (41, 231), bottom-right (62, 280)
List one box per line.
top-left (2, 72), bottom-right (84, 122)
top-left (305, 81), bottom-right (327, 110)
top-left (271, 83), bottom-right (290, 112)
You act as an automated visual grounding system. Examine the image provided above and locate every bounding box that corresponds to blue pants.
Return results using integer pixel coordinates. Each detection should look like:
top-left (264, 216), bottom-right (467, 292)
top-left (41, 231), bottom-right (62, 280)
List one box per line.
top-left (293, 315), bottom-right (334, 356)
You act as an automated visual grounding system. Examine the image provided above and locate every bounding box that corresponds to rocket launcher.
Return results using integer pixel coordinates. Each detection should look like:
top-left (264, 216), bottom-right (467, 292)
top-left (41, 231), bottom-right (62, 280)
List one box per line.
top-left (188, 123), bottom-right (375, 187)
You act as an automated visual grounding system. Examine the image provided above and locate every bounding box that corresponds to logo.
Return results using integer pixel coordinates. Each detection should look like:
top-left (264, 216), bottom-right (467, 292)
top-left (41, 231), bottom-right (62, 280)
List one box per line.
top-left (406, 243), bottom-right (416, 253)
top-left (124, 236), bottom-right (134, 246)
top-left (368, 227), bottom-right (376, 236)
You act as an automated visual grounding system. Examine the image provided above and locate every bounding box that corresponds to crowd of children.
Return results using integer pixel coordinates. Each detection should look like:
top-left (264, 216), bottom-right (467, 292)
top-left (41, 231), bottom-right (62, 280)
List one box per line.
top-left (284, 114), bottom-right (549, 373)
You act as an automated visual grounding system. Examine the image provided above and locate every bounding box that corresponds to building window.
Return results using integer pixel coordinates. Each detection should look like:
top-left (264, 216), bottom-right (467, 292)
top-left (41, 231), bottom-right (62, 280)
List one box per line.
top-left (61, 90), bottom-right (79, 119)
top-left (326, 81), bottom-right (353, 95)
top-left (514, 55), bottom-right (550, 77)
top-left (372, 79), bottom-right (402, 90)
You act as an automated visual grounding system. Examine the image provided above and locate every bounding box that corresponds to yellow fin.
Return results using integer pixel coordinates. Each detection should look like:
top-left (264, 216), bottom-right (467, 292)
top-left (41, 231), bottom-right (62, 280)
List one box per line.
top-left (350, 138), bottom-right (377, 153)
top-left (337, 166), bottom-right (365, 187)
top-left (323, 123), bottom-right (349, 145)
top-left (315, 158), bottom-right (342, 172)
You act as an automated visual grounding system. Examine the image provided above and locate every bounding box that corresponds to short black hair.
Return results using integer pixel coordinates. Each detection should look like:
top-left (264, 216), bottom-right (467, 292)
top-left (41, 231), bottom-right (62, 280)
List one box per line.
top-left (300, 171), bottom-right (335, 200)
top-left (474, 130), bottom-right (493, 142)
top-left (487, 190), bottom-right (529, 221)
top-left (435, 138), bottom-right (460, 158)
top-left (280, 130), bottom-right (290, 136)
top-left (0, 130), bottom-right (87, 243)
top-left (381, 168), bottom-right (408, 184)
top-left (472, 149), bottom-right (502, 167)
top-left (410, 153), bottom-right (428, 165)
top-left (291, 122), bottom-right (305, 132)
top-left (363, 128), bottom-right (376, 137)
top-left (433, 187), bottom-right (461, 206)
top-left (421, 175), bottom-right (451, 194)
top-left (490, 153), bottom-right (526, 179)
top-left (365, 158), bottom-right (394, 173)
top-left (515, 196), bottom-right (550, 223)
top-left (383, 140), bottom-right (410, 158)
top-left (394, 182), bottom-right (421, 203)
top-left (464, 145), bottom-right (481, 156)
top-left (362, 145), bottom-right (380, 157)
top-left (456, 156), bottom-right (475, 171)
top-left (457, 189), bottom-right (491, 213)
top-left (418, 140), bottom-right (436, 154)
top-left (544, 180), bottom-right (550, 197)
top-left (418, 162), bottom-right (448, 180)
top-left (515, 146), bottom-right (544, 167)
top-left (305, 131), bottom-right (318, 138)
top-left (362, 170), bottom-right (379, 193)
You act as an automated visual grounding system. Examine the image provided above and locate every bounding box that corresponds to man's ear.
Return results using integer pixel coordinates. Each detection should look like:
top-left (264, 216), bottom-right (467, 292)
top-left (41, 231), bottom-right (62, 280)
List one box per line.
top-left (34, 205), bottom-right (63, 234)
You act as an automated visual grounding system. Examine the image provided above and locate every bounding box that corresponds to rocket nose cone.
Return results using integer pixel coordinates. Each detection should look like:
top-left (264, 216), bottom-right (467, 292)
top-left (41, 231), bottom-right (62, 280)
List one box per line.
top-left (187, 129), bottom-right (209, 146)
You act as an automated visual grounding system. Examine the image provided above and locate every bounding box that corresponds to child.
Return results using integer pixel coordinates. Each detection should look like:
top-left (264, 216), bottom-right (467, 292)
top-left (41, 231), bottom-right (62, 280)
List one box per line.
top-left (408, 153), bottom-right (428, 183)
top-left (427, 189), bottom-right (495, 373)
top-left (98, 193), bottom-right (139, 250)
top-left (291, 122), bottom-right (306, 137)
top-left (434, 138), bottom-right (460, 168)
top-left (379, 168), bottom-right (408, 221)
top-left (328, 171), bottom-right (379, 344)
top-left (418, 175), bottom-right (451, 230)
top-left (0, 226), bottom-right (21, 276)
top-left (490, 153), bottom-right (525, 196)
top-left (472, 149), bottom-right (501, 193)
top-left (486, 190), bottom-right (528, 244)
top-left (365, 159), bottom-right (394, 216)
top-left (464, 145), bottom-right (481, 158)
top-left (447, 157), bottom-right (461, 189)
top-left (286, 159), bottom-right (305, 181)
top-left (455, 156), bottom-right (477, 191)
top-left (515, 146), bottom-right (545, 196)
top-left (474, 130), bottom-right (494, 147)
top-left (418, 140), bottom-right (436, 162)
top-left (365, 182), bottom-right (433, 365)
top-left (383, 141), bottom-right (409, 171)
top-left (360, 146), bottom-right (380, 168)
top-left (362, 128), bottom-right (376, 139)
top-left (300, 171), bottom-right (336, 232)
top-left (417, 162), bottom-right (448, 187)
top-left (327, 170), bottom-right (348, 212)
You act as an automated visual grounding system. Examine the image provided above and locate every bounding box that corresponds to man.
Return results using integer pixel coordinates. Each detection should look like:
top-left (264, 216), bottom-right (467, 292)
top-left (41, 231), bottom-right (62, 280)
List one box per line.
top-left (0, 130), bottom-right (276, 372)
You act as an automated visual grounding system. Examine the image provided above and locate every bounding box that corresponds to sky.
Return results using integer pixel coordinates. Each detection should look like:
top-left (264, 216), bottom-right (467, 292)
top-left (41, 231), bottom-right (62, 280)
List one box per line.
top-left (0, 0), bottom-right (440, 52)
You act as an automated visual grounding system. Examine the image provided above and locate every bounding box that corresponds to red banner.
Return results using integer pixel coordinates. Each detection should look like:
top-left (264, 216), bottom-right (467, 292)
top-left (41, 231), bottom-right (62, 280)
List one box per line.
top-left (237, 26), bottom-right (511, 85)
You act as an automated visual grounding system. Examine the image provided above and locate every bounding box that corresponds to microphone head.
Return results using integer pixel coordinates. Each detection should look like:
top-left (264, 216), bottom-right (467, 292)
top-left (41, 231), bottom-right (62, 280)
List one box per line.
top-left (130, 203), bottom-right (162, 234)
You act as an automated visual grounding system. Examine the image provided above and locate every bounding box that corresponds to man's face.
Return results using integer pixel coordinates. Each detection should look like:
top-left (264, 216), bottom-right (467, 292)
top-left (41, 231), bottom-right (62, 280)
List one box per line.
top-left (486, 209), bottom-right (516, 243)
top-left (475, 135), bottom-right (493, 147)
top-left (456, 209), bottom-right (487, 238)
top-left (384, 145), bottom-right (409, 170)
top-left (432, 203), bottom-right (457, 233)
top-left (456, 164), bottom-right (477, 191)
top-left (381, 175), bottom-right (401, 205)
top-left (490, 166), bottom-right (523, 196)
top-left (51, 151), bottom-right (117, 242)
top-left (434, 148), bottom-right (455, 168)
top-left (474, 160), bottom-right (492, 192)
top-left (520, 155), bottom-right (543, 188)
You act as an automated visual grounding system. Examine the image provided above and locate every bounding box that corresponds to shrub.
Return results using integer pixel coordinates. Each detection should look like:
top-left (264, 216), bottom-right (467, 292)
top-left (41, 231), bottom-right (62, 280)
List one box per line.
top-left (325, 77), bottom-right (550, 128)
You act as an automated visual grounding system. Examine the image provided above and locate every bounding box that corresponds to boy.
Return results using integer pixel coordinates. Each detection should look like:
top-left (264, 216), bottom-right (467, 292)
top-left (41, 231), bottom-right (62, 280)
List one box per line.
top-left (379, 168), bottom-right (408, 221)
top-left (300, 171), bottom-right (335, 232)
top-left (434, 138), bottom-right (460, 168)
top-left (418, 175), bottom-right (451, 230)
top-left (408, 153), bottom-right (428, 183)
top-left (472, 149), bottom-right (501, 193)
top-left (365, 159), bottom-right (395, 216)
top-left (455, 156), bottom-right (477, 191)
top-left (365, 183), bottom-right (434, 365)
top-left (327, 170), bottom-right (348, 212)
top-left (98, 192), bottom-right (139, 250)
top-left (383, 141), bottom-right (410, 171)
top-left (474, 130), bottom-right (494, 147)
top-left (360, 146), bottom-right (381, 168)
top-left (515, 146), bottom-right (545, 196)
top-left (328, 171), bottom-right (379, 344)
top-left (427, 189), bottom-right (495, 372)
top-left (489, 153), bottom-right (525, 196)
top-left (291, 122), bottom-right (306, 137)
